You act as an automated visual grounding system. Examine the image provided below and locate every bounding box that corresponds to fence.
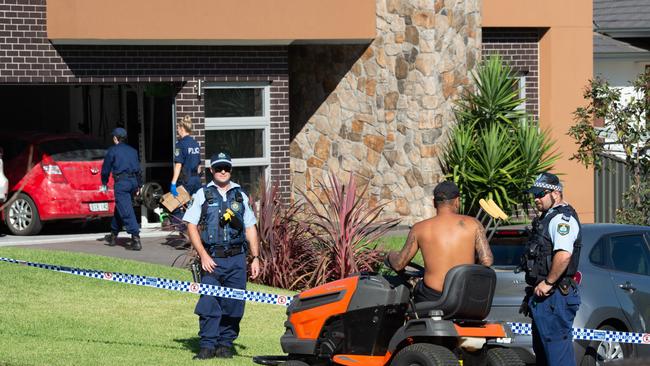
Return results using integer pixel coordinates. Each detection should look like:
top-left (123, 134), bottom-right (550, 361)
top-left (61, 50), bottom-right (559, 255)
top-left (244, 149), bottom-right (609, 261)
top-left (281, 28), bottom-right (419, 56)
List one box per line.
top-left (594, 154), bottom-right (632, 223)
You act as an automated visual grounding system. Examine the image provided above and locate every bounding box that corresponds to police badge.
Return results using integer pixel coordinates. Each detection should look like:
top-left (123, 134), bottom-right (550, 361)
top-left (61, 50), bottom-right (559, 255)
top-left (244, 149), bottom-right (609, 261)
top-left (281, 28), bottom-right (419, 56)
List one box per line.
top-left (557, 223), bottom-right (570, 236)
top-left (231, 201), bottom-right (241, 212)
top-left (174, 148), bottom-right (180, 157)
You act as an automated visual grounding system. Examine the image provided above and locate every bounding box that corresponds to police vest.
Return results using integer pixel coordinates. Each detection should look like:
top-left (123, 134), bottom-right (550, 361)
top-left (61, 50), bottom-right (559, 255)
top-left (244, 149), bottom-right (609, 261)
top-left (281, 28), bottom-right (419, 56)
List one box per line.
top-left (199, 185), bottom-right (247, 247)
top-left (523, 204), bottom-right (582, 286)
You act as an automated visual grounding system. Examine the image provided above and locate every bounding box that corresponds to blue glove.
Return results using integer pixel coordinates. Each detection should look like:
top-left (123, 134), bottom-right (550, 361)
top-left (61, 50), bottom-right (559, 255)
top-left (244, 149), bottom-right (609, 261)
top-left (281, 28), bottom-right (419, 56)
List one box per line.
top-left (170, 183), bottom-right (178, 197)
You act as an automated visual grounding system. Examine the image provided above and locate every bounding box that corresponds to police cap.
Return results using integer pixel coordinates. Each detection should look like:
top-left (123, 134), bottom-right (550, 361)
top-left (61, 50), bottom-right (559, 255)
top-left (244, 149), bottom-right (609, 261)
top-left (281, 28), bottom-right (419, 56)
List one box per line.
top-left (112, 127), bottom-right (127, 138)
top-left (210, 152), bottom-right (232, 167)
top-left (527, 172), bottom-right (563, 196)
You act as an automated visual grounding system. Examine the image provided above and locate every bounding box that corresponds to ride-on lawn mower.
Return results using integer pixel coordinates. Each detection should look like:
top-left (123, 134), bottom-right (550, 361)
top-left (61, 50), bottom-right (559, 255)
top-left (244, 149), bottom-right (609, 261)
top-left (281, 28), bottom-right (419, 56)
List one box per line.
top-left (254, 259), bottom-right (525, 366)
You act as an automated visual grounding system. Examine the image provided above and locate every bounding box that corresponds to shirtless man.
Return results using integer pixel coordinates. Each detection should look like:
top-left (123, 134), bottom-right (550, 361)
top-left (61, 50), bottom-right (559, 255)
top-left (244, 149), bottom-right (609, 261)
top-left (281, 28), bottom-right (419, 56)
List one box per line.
top-left (387, 181), bottom-right (494, 302)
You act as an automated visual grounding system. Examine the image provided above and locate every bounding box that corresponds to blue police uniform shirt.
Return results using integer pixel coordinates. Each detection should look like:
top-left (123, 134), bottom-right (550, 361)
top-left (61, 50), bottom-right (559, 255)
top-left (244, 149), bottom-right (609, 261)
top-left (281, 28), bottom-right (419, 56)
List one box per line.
top-left (101, 142), bottom-right (141, 186)
top-left (182, 181), bottom-right (256, 228)
top-left (547, 204), bottom-right (580, 254)
top-left (174, 136), bottom-right (201, 175)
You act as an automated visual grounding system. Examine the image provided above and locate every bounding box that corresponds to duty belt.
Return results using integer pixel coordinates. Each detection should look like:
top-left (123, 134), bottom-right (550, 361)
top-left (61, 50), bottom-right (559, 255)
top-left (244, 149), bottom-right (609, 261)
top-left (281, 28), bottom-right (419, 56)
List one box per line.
top-left (114, 172), bottom-right (138, 181)
top-left (208, 245), bottom-right (244, 258)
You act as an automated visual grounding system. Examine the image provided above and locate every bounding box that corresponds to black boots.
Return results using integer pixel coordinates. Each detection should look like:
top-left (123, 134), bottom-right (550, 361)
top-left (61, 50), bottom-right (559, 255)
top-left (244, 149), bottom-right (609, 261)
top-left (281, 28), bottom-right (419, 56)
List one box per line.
top-left (193, 348), bottom-right (216, 360)
top-left (103, 232), bottom-right (117, 246)
top-left (129, 235), bottom-right (142, 251)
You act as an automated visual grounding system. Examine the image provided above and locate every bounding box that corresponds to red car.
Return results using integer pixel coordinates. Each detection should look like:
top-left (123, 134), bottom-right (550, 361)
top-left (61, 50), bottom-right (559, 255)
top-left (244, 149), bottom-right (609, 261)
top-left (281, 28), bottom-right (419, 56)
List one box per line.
top-left (0, 132), bottom-right (115, 235)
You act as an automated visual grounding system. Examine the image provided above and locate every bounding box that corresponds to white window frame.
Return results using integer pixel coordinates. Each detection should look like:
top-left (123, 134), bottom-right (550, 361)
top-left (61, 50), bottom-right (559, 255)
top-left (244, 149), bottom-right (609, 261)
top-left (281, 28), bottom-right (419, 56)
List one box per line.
top-left (202, 82), bottom-right (271, 180)
top-left (514, 75), bottom-right (527, 112)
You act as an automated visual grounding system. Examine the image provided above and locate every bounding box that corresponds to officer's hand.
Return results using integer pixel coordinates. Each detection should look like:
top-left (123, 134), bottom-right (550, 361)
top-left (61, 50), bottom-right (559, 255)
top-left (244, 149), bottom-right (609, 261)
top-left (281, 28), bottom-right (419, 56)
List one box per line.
top-left (534, 282), bottom-right (553, 297)
top-left (99, 185), bottom-right (108, 193)
top-left (250, 258), bottom-right (260, 279)
top-left (200, 254), bottom-right (217, 273)
top-left (170, 183), bottom-right (179, 197)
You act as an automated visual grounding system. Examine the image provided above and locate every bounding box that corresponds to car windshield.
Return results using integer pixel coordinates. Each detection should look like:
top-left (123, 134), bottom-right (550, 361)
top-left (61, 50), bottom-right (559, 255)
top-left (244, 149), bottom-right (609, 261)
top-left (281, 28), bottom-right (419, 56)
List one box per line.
top-left (39, 138), bottom-right (107, 162)
top-left (490, 232), bottom-right (528, 269)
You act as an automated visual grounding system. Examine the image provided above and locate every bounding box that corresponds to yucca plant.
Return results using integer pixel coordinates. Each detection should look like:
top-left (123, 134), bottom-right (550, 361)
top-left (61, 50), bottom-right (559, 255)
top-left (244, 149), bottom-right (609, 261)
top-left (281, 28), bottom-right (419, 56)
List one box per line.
top-left (455, 55), bottom-right (526, 129)
top-left (442, 56), bottom-right (560, 215)
top-left (254, 180), bottom-right (317, 290)
top-left (300, 173), bottom-right (400, 286)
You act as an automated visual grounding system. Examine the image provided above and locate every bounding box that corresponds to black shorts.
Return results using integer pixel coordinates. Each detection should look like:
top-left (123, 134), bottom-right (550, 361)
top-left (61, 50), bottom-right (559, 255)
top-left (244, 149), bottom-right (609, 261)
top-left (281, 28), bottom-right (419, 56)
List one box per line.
top-left (414, 280), bottom-right (442, 303)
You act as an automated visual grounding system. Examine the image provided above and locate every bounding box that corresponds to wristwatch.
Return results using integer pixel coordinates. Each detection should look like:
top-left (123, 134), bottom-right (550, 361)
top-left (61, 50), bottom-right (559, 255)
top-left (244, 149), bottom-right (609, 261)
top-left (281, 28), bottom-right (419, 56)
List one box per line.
top-left (251, 255), bottom-right (260, 260)
top-left (543, 279), bottom-right (555, 286)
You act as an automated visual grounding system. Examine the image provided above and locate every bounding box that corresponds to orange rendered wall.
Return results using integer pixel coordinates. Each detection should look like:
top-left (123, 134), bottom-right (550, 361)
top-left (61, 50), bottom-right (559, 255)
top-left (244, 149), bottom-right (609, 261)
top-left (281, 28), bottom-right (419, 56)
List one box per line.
top-left (483, 0), bottom-right (595, 222)
top-left (47, 0), bottom-right (376, 44)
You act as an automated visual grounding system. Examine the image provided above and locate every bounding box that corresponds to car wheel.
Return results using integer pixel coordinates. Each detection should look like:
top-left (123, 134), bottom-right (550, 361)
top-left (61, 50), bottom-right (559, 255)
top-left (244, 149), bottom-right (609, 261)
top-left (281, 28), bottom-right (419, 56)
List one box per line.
top-left (487, 348), bottom-right (525, 366)
top-left (391, 343), bottom-right (458, 366)
top-left (579, 325), bottom-right (631, 366)
top-left (4, 193), bottom-right (43, 236)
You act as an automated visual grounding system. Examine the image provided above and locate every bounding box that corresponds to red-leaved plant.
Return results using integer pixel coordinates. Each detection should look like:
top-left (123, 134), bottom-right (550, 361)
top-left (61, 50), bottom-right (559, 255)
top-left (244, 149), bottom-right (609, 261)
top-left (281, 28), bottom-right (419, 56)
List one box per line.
top-left (253, 179), bottom-right (317, 291)
top-left (301, 173), bottom-right (400, 286)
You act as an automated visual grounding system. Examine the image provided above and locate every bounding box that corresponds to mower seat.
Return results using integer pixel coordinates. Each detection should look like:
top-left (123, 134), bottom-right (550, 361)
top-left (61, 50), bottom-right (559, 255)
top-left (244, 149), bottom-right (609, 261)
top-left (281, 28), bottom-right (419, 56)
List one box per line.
top-left (413, 264), bottom-right (496, 320)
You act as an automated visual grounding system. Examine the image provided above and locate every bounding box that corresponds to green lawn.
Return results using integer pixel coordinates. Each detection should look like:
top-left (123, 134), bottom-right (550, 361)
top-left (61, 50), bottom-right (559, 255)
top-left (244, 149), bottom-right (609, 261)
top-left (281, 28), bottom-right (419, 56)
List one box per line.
top-left (0, 247), bottom-right (294, 366)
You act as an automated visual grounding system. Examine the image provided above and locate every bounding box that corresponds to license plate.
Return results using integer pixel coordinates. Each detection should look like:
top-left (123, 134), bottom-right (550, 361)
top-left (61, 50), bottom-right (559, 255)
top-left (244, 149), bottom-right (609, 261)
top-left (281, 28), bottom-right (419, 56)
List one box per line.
top-left (89, 202), bottom-right (109, 212)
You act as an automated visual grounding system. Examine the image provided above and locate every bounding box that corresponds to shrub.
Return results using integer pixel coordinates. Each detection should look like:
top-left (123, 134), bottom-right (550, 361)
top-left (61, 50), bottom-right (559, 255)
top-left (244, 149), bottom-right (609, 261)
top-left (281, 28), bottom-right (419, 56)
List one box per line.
top-left (253, 180), bottom-right (317, 291)
top-left (300, 173), bottom-right (400, 286)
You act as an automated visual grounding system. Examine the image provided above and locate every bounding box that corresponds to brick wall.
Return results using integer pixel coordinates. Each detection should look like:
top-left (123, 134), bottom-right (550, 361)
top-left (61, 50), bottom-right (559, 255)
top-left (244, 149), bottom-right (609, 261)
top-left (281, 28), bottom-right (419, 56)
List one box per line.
top-left (482, 28), bottom-right (540, 119)
top-left (0, 0), bottom-right (291, 198)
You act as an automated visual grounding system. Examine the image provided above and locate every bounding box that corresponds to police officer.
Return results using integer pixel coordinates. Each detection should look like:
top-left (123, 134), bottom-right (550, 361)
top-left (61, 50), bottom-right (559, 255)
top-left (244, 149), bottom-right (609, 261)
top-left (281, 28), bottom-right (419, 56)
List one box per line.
top-left (182, 152), bottom-right (260, 360)
top-left (170, 115), bottom-right (201, 229)
top-left (171, 115), bottom-right (201, 196)
top-left (101, 127), bottom-right (143, 251)
top-left (520, 172), bottom-right (581, 366)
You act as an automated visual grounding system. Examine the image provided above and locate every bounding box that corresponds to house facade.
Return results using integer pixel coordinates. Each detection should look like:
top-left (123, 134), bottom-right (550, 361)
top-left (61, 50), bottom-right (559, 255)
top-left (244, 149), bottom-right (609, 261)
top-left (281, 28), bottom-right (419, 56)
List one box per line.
top-left (0, 0), bottom-right (594, 224)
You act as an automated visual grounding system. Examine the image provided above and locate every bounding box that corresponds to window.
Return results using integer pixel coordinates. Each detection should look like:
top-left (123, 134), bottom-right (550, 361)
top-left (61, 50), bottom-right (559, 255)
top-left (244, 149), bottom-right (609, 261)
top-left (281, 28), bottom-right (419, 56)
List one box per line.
top-left (609, 235), bottom-right (650, 276)
top-left (589, 238), bottom-right (606, 267)
top-left (203, 83), bottom-right (270, 195)
top-left (511, 75), bottom-right (526, 111)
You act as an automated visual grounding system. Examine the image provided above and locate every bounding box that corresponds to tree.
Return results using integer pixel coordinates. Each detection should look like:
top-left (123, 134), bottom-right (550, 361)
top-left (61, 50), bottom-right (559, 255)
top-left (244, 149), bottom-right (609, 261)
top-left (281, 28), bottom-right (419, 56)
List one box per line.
top-left (568, 73), bottom-right (650, 224)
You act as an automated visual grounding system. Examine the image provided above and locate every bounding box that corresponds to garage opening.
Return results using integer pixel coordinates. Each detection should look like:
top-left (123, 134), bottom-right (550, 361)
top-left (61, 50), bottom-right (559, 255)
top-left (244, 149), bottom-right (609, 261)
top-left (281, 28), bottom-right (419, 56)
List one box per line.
top-left (0, 84), bottom-right (176, 231)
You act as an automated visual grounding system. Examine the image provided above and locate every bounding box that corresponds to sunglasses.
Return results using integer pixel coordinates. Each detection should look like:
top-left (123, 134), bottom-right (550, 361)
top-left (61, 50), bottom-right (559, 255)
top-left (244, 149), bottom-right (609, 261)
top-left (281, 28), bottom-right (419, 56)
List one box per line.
top-left (212, 165), bottom-right (232, 173)
top-left (532, 189), bottom-right (552, 199)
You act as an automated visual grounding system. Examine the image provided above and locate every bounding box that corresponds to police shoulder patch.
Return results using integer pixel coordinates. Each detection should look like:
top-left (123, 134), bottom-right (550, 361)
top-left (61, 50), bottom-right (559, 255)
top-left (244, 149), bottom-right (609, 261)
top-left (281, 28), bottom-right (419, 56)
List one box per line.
top-left (557, 223), bottom-right (570, 236)
top-left (187, 198), bottom-right (194, 209)
top-left (174, 148), bottom-right (180, 157)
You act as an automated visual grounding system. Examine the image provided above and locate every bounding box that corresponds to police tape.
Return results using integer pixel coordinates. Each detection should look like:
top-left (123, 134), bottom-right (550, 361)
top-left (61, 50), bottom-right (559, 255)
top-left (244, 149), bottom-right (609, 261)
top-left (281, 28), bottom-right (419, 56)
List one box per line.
top-left (3, 256), bottom-right (649, 345)
top-left (0, 256), bottom-right (293, 307)
top-left (508, 322), bottom-right (650, 345)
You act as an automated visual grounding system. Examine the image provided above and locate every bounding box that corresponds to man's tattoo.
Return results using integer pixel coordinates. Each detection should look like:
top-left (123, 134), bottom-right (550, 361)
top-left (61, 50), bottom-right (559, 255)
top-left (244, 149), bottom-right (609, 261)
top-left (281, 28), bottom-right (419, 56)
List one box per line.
top-left (474, 222), bottom-right (493, 266)
top-left (397, 230), bottom-right (418, 268)
top-left (458, 220), bottom-right (465, 228)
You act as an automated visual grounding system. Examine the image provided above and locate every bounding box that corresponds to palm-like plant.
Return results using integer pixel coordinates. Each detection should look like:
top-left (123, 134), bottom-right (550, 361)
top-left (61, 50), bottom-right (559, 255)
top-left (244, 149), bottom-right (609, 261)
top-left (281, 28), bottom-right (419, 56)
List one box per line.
top-left (455, 55), bottom-right (526, 129)
top-left (442, 56), bottom-right (560, 215)
top-left (300, 173), bottom-right (400, 286)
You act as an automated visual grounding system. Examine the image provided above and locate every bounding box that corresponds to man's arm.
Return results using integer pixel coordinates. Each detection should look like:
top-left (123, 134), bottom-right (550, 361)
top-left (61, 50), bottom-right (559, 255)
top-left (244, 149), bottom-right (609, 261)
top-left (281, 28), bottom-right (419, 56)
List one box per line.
top-left (246, 226), bottom-right (260, 279)
top-left (388, 229), bottom-right (419, 271)
top-left (474, 219), bottom-right (493, 266)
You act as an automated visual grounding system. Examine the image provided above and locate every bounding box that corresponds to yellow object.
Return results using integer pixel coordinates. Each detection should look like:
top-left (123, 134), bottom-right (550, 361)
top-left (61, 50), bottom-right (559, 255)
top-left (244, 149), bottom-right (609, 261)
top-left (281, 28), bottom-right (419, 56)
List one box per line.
top-left (487, 199), bottom-right (509, 220)
top-left (222, 208), bottom-right (235, 222)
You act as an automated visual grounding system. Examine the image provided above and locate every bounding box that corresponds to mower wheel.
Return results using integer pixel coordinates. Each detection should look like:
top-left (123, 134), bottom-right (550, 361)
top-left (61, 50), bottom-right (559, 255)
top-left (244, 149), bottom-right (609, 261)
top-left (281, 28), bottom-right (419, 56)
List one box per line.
top-left (487, 348), bottom-right (525, 366)
top-left (282, 361), bottom-right (309, 366)
top-left (392, 343), bottom-right (458, 366)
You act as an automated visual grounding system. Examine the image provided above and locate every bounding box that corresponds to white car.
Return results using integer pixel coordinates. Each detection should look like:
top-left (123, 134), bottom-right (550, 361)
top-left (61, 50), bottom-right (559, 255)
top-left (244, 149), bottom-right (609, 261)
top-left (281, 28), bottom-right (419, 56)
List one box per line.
top-left (0, 148), bottom-right (7, 202)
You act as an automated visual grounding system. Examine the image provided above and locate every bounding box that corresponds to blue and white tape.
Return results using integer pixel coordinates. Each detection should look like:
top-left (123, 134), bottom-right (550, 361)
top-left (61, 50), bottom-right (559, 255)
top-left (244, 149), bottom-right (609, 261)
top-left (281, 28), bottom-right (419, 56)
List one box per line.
top-left (2, 256), bottom-right (649, 345)
top-left (0, 256), bottom-right (292, 307)
top-left (508, 322), bottom-right (650, 345)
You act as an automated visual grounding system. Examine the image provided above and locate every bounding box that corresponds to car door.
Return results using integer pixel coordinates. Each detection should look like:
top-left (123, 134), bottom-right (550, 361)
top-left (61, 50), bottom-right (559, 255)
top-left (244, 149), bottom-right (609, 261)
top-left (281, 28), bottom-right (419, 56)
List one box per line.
top-left (607, 232), bottom-right (650, 337)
